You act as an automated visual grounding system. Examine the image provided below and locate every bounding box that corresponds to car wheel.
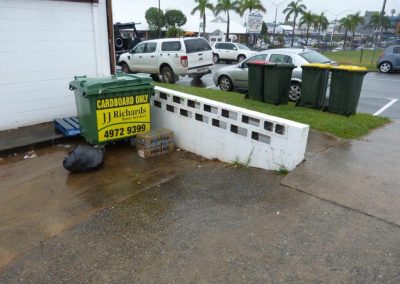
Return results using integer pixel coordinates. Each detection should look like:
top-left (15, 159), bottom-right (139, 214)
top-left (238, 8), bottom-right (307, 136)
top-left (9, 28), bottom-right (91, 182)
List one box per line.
top-left (237, 55), bottom-right (246, 62)
top-left (161, 66), bottom-right (176, 84)
top-left (379, 62), bottom-right (392, 73)
top-left (213, 54), bottom-right (219, 64)
top-left (218, 75), bottom-right (233, 92)
top-left (121, 63), bottom-right (130, 74)
top-left (289, 82), bottom-right (301, 101)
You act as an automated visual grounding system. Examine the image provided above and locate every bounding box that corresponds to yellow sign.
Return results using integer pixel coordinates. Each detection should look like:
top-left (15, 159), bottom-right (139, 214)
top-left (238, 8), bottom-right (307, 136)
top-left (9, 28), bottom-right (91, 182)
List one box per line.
top-left (96, 94), bottom-right (150, 142)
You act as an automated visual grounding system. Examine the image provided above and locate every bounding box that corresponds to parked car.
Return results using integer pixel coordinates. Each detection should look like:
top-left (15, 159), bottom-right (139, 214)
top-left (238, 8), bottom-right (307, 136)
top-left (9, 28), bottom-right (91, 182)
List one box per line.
top-left (213, 48), bottom-right (335, 101)
top-left (212, 42), bottom-right (257, 64)
top-left (118, 37), bottom-right (213, 83)
top-left (377, 45), bottom-right (400, 73)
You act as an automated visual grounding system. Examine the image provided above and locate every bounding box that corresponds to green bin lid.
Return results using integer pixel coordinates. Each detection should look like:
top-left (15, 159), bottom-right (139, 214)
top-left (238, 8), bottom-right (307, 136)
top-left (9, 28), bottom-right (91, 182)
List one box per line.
top-left (69, 73), bottom-right (153, 96)
top-left (330, 65), bottom-right (368, 72)
top-left (301, 63), bottom-right (332, 69)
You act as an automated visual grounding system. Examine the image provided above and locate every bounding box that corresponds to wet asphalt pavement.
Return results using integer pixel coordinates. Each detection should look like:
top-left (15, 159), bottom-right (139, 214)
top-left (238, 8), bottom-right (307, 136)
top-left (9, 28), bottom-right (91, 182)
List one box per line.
top-left (177, 63), bottom-right (400, 119)
top-left (1, 124), bottom-right (400, 282)
top-left (1, 63), bottom-right (400, 281)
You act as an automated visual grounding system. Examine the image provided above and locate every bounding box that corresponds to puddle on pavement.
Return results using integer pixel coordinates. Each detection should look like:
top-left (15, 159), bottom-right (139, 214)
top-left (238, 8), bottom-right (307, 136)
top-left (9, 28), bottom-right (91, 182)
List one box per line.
top-left (0, 143), bottom-right (203, 270)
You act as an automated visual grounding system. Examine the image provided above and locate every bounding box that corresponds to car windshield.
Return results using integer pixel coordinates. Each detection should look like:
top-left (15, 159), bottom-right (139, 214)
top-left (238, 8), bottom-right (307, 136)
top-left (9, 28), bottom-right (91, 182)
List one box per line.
top-left (300, 51), bottom-right (331, 63)
top-left (236, 43), bottom-right (250, 50)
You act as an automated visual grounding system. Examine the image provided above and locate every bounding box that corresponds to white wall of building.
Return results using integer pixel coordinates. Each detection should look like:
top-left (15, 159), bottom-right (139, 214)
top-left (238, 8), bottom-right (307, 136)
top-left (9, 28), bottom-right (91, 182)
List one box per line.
top-left (0, 0), bottom-right (111, 130)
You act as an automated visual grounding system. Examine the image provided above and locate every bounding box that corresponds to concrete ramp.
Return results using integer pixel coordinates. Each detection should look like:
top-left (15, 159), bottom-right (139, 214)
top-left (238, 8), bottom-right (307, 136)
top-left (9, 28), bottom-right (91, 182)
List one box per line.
top-left (282, 120), bottom-right (400, 226)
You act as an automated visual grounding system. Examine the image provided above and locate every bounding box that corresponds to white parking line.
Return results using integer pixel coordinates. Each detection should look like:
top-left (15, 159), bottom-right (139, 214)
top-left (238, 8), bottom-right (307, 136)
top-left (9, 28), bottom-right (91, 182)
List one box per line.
top-left (373, 99), bottom-right (399, 116)
top-left (369, 78), bottom-right (400, 82)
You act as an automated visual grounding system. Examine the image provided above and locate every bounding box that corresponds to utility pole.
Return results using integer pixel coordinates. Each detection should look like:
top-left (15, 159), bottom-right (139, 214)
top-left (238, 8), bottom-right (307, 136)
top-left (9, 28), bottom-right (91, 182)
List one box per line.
top-left (325, 10), bottom-right (351, 48)
top-left (158, 0), bottom-right (161, 38)
top-left (267, 0), bottom-right (290, 40)
top-left (371, 0), bottom-right (387, 65)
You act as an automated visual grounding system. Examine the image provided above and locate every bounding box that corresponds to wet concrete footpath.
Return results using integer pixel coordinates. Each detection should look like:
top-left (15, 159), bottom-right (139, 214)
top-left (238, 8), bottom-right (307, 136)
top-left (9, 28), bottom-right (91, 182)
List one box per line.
top-left (1, 124), bottom-right (400, 282)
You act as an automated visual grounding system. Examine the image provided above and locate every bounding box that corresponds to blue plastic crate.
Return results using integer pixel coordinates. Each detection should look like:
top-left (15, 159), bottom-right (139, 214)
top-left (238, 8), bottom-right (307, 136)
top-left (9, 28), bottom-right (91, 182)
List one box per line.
top-left (54, 116), bottom-right (81, 137)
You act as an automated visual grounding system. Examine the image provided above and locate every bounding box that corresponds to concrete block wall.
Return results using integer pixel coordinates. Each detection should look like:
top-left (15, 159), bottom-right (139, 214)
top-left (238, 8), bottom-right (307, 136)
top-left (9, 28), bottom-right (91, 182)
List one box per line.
top-left (0, 0), bottom-right (110, 130)
top-left (151, 86), bottom-right (309, 171)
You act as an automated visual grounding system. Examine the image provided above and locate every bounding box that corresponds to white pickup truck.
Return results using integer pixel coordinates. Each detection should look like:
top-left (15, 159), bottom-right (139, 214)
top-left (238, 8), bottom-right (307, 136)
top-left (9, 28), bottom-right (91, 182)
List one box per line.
top-left (118, 37), bottom-right (214, 83)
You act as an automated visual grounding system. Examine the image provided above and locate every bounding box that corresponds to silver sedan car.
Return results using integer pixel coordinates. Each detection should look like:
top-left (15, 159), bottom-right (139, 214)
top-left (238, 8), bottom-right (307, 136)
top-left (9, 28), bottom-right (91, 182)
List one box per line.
top-left (213, 48), bottom-right (334, 101)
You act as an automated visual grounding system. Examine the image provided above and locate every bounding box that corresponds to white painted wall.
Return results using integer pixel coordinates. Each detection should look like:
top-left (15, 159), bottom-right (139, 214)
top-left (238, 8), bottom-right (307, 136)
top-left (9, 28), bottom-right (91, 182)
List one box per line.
top-left (0, 0), bottom-right (111, 130)
top-left (151, 86), bottom-right (309, 171)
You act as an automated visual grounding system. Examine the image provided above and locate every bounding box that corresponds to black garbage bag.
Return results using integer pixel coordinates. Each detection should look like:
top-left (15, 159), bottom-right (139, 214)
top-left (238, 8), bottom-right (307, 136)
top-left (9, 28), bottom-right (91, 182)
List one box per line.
top-left (63, 145), bottom-right (104, 173)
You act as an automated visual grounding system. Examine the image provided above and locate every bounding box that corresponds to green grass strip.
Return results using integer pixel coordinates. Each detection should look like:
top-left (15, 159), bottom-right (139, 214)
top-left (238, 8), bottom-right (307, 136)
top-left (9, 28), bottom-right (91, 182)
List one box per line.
top-left (324, 50), bottom-right (383, 71)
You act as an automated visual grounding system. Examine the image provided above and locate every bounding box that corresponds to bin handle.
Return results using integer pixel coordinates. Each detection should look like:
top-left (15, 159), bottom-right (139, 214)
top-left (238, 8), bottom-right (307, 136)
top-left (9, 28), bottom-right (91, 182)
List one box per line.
top-left (74, 75), bottom-right (87, 80)
top-left (70, 75), bottom-right (87, 91)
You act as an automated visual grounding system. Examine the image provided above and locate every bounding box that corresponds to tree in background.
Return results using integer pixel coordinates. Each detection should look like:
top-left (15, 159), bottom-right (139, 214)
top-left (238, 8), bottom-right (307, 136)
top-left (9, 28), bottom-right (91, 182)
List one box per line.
top-left (314, 12), bottom-right (328, 47)
top-left (166, 26), bottom-right (185, 37)
top-left (191, 0), bottom-right (215, 36)
top-left (349, 12), bottom-right (364, 48)
top-left (165, 9), bottom-right (187, 38)
top-left (390, 9), bottom-right (396, 17)
top-left (339, 16), bottom-right (353, 49)
top-left (215, 0), bottom-right (240, 42)
top-left (299, 11), bottom-right (315, 45)
top-left (145, 7), bottom-right (165, 34)
top-left (238, 0), bottom-right (266, 17)
top-left (283, 0), bottom-right (307, 47)
top-left (369, 12), bottom-right (392, 31)
top-left (165, 10), bottom-right (187, 28)
top-left (260, 21), bottom-right (269, 44)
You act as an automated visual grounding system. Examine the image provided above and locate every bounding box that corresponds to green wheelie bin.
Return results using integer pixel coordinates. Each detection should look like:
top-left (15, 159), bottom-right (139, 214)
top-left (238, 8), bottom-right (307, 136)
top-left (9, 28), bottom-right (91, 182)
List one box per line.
top-left (263, 63), bottom-right (295, 105)
top-left (327, 65), bottom-right (368, 116)
top-left (298, 63), bottom-right (331, 109)
top-left (69, 73), bottom-right (154, 145)
top-left (247, 60), bottom-right (267, 101)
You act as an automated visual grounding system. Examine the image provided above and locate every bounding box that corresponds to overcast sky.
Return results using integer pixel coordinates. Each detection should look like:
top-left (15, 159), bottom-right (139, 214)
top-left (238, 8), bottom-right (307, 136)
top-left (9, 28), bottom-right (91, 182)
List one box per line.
top-left (112, 0), bottom-right (397, 27)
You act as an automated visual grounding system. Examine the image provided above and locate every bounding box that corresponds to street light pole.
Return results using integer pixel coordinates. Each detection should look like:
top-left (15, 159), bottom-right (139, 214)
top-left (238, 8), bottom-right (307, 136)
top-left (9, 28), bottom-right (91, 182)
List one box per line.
top-left (325, 10), bottom-right (351, 47)
top-left (330, 16), bottom-right (337, 46)
top-left (158, 0), bottom-right (161, 38)
top-left (267, 0), bottom-right (290, 39)
top-left (371, 0), bottom-right (387, 65)
top-left (273, 6), bottom-right (278, 35)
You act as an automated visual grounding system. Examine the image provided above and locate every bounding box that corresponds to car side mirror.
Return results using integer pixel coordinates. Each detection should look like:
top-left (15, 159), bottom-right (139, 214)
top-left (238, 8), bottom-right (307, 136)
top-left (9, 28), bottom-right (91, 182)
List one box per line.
top-left (233, 47), bottom-right (238, 50)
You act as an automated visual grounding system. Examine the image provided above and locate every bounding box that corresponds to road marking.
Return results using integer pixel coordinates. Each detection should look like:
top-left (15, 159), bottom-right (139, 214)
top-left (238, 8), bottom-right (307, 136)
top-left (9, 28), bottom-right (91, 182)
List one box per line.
top-left (373, 99), bottom-right (399, 116)
top-left (369, 78), bottom-right (400, 82)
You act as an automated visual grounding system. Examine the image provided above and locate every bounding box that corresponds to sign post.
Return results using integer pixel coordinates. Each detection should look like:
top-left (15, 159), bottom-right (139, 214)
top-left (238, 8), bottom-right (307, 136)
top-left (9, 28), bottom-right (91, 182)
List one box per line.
top-left (247, 13), bottom-right (263, 46)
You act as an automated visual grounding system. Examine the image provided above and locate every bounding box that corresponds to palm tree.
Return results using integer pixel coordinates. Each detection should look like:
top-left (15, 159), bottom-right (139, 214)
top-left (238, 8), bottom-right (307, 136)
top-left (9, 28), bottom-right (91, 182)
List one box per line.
top-left (237, 0), bottom-right (266, 17)
top-left (369, 12), bottom-right (391, 31)
top-left (191, 0), bottom-right (215, 36)
top-left (339, 16), bottom-right (353, 49)
top-left (299, 11), bottom-right (314, 45)
top-left (314, 12), bottom-right (328, 48)
top-left (348, 12), bottom-right (364, 48)
top-left (215, 0), bottom-right (240, 42)
top-left (390, 9), bottom-right (396, 17)
top-left (283, 0), bottom-right (307, 47)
